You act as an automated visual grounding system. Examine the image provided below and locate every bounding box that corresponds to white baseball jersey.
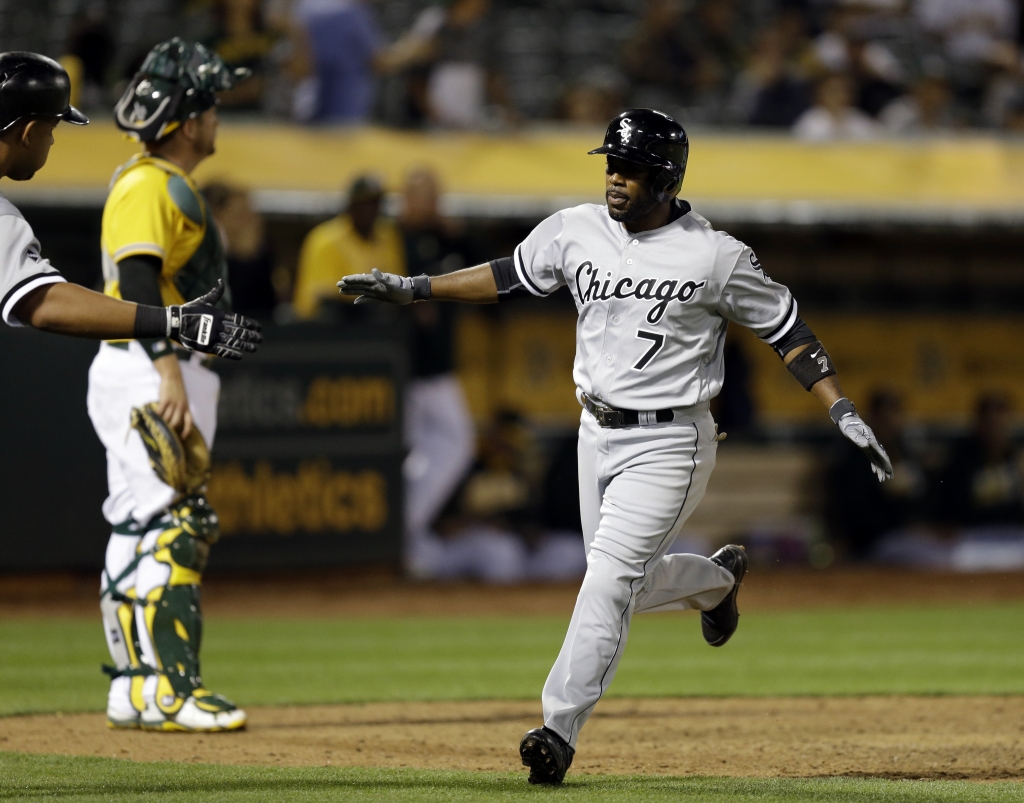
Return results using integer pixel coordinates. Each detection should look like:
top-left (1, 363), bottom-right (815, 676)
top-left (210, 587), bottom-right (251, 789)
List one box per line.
top-left (514, 203), bottom-right (797, 410)
top-left (0, 191), bottom-right (66, 327)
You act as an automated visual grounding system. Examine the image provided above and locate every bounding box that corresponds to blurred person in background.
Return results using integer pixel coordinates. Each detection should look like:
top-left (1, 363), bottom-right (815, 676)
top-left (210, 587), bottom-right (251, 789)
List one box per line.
top-left (207, 0), bottom-right (281, 112)
top-left (792, 71), bottom-right (880, 139)
top-left (560, 68), bottom-right (628, 126)
top-left (289, 0), bottom-right (384, 123)
top-left (939, 392), bottom-right (1024, 531)
top-left (385, 0), bottom-right (513, 129)
top-left (416, 409), bottom-right (536, 584)
top-left (399, 168), bottom-right (476, 579)
top-left (293, 175), bottom-right (404, 319)
top-left (915, 0), bottom-right (1019, 118)
top-left (914, 0), bottom-right (1018, 69)
top-left (621, 0), bottom-right (701, 110)
top-left (203, 182), bottom-right (281, 321)
top-left (731, 22), bottom-right (813, 127)
top-left (65, 1), bottom-right (115, 110)
top-left (880, 71), bottom-right (956, 132)
top-left (826, 390), bottom-right (930, 561)
top-left (417, 408), bottom-right (586, 584)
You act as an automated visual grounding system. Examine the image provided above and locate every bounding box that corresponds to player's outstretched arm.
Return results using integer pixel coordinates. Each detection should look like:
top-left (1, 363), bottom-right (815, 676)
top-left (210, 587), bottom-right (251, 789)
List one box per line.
top-left (13, 280), bottom-right (262, 359)
top-left (338, 264), bottom-right (499, 305)
top-left (783, 342), bottom-right (893, 482)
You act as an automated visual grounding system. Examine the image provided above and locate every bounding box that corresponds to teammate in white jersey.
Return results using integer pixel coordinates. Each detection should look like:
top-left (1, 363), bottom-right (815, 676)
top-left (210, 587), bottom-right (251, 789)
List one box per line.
top-left (340, 109), bottom-right (892, 784)
top-left (0, 52), bottom-right (260, 357)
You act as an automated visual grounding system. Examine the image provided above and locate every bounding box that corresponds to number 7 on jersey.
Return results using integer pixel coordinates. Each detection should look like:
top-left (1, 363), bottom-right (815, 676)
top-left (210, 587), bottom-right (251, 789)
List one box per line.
top-left (633, 330), bottom-right (665, 370)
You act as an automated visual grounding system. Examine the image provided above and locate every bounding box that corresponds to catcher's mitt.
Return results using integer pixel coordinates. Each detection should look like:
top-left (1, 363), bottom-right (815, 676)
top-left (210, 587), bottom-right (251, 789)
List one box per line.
top-left (129, 403), bottom-right (211, 495)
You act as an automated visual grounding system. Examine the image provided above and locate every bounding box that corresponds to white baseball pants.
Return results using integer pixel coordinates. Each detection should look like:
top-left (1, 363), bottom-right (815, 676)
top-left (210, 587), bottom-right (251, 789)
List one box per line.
top-left (542, 406), bottom-right (734, 747)
top-left (87, 341), bottom-right (220, 527)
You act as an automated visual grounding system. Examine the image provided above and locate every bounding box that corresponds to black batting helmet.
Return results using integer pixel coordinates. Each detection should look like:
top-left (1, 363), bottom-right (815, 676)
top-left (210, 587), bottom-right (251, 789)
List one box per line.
top-left (589, 109), bottom-right (689, 203)
top-left (0, 52), bottom-right (89, 134)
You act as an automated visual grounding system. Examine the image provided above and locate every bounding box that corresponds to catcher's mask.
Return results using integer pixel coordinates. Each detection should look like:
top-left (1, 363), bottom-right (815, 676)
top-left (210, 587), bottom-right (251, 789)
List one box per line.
top-left (114, 37), bottom-right (251, 143)
top-left (589, 109), bottom-right (689, 204)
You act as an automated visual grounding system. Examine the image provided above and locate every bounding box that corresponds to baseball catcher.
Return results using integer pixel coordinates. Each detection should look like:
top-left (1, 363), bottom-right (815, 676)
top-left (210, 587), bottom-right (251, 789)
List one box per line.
top-left (340, 109), bottom-right (892, 783)
top-left (91, 38), bottom-right (252, 732)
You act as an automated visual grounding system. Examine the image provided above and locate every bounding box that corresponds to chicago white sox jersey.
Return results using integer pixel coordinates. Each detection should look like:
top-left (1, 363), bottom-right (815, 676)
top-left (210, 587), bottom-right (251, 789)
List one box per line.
top-left (0, 191), bottom-right (66, 327)
top-left (514, 203), bottom-right (797, 410)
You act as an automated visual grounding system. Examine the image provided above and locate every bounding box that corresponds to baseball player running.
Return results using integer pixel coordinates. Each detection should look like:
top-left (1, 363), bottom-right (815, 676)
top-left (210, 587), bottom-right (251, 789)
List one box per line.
top-left (341, 109), bottom-right (892, 783)
top-left (0, 51), bottom-right (260, 356)
top-left (90, 39), bottom-right (255, 733)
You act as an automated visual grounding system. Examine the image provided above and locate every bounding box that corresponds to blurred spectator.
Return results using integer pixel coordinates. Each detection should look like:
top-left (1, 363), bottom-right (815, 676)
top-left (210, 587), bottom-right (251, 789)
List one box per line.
top-left (204, 182), bottom-right (281, 321)
top-left (399, 169), bottom-right (476, 579)
top-left (386, 0), bottom-right (513, 128)
top-left (733, 24), bottom-right (813, 127)
top-left (560, 68), bottom-right (628, 126)
top-left (826, 390), bottom-right (930, 560)
top-left (939, 392), bottom-right (1024, 528)
top-left (914, 0), bottom-right (1018, 68)
top-left (413, 410), bottom-right (587, 583)
top-left (65, 1), bottom-right (115, 110)
top-left (792, 72), bottom-right (880, 139)
top-left (208, 0), bottom-right (280, 111)
top-left (290, 0), bottom-right (384, 123)
top-left (880, 73), bottom-right (955, 132)
top-left (293, 175), bottom-right (405, 319)
top-left (621, 0), bottom-right (700, 108)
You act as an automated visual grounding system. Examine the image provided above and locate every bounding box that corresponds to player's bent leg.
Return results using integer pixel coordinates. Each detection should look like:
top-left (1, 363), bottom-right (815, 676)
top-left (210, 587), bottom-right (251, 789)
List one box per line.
top-left (135, 496), bottom-right (246, 733)
top-left (633, 552), bottom-right (735, 614)
top-left (100, 524), bottom-right (148, 729)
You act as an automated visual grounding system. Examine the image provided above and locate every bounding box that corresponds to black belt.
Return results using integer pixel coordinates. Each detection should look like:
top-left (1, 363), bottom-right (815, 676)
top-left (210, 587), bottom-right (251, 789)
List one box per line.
top-left (582, 393), bottom-right (675, 429)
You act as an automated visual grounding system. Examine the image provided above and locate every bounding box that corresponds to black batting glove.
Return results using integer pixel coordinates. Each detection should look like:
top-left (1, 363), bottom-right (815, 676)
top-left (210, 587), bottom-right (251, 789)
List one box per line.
top-left (169, 280), bottom-right (262, 360)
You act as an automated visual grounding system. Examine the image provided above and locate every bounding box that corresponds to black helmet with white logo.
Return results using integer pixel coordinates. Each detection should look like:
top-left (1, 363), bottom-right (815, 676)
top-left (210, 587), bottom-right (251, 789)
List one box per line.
top-left (589, 109), bottom-right (689, 203)
top-left (0, 52), bottom-right (89, 133)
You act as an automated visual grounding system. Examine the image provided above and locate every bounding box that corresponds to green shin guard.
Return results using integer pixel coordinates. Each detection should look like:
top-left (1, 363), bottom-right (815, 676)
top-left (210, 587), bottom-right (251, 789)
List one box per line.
top-left (150, 583), bottom-right (204, 704)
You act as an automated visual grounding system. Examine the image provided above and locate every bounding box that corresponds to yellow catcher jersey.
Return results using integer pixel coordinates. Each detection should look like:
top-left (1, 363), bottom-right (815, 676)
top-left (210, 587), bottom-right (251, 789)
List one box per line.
top-left (101, 154), bottom-right (230, 308)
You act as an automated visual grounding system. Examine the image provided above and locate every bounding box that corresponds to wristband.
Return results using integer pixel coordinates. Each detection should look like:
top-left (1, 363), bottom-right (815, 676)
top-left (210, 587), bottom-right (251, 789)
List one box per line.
top-left (829, 398), bottom-right (857, 425)
top-left (411, 274), bottom-right (431, 301)
top-left (133, 304), bottom-right (170, 338)
top-left (786, 340), bottom-right (837, 391)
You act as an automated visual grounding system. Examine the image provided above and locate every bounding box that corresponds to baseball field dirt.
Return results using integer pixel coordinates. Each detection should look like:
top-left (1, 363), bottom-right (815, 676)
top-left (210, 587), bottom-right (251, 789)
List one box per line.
top-left (4, 695), bottom-right (1023, 781)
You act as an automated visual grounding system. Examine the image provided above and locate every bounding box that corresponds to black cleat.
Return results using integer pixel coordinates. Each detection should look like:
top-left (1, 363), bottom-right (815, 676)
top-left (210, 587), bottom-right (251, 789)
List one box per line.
top-left (701, 544), bottom-right (748, 647)
top-left (520, 727), bottom-right (574, 785)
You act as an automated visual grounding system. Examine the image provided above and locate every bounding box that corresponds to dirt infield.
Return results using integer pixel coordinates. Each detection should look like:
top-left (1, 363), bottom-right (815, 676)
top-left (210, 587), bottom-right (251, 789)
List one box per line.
top-left (4, 568), bottom-right (1024, 619)
top-left (3, 696), bottom-right (1022, 780)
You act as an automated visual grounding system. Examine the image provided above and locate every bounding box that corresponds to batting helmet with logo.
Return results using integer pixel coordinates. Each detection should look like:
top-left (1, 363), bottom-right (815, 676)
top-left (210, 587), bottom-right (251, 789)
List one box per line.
top-left (589, 109), bottom-right (689, 203)
top-left (0, 52), bottom-right (89, 134)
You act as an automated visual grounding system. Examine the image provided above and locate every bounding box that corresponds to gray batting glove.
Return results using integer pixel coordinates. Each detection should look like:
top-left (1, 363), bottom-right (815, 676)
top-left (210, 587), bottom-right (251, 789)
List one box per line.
top-left (830, 398), bottom-right (894, 482)
top-left (337, 268), bottom-right (430, 305)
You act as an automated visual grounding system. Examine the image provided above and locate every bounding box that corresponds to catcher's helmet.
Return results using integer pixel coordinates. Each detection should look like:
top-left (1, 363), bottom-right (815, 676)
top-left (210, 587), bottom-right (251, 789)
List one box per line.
top-left (589, 109), bottom-right (689, 203)
top-left (0, 52), bottom-right (89, 134)
top-left (114, 37), bottom-right (251, 142)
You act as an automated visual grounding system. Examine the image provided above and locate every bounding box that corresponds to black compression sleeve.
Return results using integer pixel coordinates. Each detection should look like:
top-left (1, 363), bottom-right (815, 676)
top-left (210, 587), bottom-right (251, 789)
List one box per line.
top-left (772, 316), bottom-right (818, 357)
top-left (118, 255), bottom-right (171, 359)
top-left (117, 255), bottom-right (164, 306)
top-left (490, 256), bottom-right (531, 300)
